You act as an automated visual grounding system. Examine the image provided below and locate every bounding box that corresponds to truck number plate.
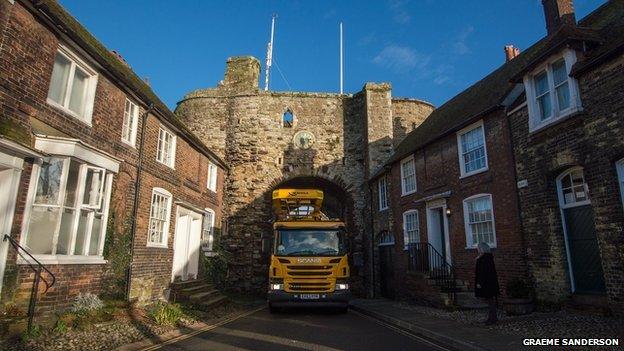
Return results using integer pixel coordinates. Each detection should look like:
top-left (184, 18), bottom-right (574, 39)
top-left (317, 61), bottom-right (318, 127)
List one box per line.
top-left (299, 294), bottom-right (320, 299)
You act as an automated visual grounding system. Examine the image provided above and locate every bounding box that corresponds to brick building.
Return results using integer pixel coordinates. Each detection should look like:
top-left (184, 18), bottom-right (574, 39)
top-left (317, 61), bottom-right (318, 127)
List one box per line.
top-left (0, 0), bottom-right (226, 315)
top-left (507, 0), bottom-right (624, 311)
top-left (370, 0), bottom-right (624, 314)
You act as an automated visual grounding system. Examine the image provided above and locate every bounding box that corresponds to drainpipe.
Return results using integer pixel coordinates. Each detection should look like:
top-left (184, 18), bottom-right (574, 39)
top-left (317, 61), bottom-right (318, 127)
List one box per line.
top-left (126, 103), bottom-right (154, 300)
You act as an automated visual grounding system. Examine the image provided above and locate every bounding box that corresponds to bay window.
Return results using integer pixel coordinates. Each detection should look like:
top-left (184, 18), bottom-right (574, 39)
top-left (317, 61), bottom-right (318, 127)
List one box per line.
top-left (23, 157), bottom-right (113, 261)
top-left (47, 45), bottom-right (98, 124)
top-left (524, 49), bottom-right (582, 132)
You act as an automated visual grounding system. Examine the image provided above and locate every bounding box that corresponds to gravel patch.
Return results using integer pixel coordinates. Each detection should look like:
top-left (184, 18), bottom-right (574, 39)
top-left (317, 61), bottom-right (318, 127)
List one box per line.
top-left (0, 303), bottom-right (246, 351)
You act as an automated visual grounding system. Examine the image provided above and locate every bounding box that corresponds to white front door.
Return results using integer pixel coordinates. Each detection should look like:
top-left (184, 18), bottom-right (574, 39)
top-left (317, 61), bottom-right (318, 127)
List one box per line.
top-left (172, 207), bottom-right (202, 281)
top-left (0, 152), bottom-right (24, 295)
top-left (426, 200), bottom-right (451, 266)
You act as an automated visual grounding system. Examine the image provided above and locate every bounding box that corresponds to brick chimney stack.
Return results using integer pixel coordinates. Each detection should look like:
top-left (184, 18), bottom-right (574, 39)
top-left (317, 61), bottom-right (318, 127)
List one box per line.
top-left (542, 0), bottom-right (576, 35)
top-left (504, 45), bottom-right (521, 62)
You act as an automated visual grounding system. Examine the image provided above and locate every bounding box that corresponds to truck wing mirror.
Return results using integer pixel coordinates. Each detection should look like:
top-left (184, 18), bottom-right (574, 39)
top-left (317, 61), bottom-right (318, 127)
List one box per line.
top-left (261, 237), bottom-right (273, 256)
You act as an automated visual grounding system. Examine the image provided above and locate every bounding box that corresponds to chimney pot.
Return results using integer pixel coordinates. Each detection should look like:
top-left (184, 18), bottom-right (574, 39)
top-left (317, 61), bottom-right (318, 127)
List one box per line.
top-left (542, 0), bottom-right (576, 35)
top-left (504, 45), bottom-right (521, 62)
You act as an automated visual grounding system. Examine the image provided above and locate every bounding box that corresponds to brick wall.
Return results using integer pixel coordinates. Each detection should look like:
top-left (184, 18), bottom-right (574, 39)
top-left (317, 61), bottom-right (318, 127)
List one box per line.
top-left (0, 0), bottom-right (225, 315)
top-left (374, 110), bottom-right (528, 301)
top-left (509, 52), bottom-right (624, 311)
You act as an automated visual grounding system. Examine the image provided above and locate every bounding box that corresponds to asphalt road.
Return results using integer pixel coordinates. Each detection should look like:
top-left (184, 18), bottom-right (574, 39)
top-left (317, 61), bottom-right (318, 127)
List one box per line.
top-left (154, 307), bottom-right (450, 351)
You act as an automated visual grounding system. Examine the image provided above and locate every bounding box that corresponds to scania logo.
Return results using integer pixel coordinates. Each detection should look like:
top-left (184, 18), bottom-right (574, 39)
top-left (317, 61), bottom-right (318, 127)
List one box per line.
top-left (297, 258), bottom-right (321, 263)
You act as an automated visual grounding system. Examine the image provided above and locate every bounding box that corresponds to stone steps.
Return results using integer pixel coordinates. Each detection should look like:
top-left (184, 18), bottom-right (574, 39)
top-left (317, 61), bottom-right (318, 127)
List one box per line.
top-left (454, 291), bottom-right (488, 310)
top-left (170, 279), bottom-right (228, 310)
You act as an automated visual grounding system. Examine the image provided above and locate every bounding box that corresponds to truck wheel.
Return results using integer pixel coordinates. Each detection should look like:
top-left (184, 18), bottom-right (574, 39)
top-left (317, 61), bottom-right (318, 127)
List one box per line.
top-left (269, 303), bottom-right (278, 314)
top-left (338, 305), bottom-right (348, 314)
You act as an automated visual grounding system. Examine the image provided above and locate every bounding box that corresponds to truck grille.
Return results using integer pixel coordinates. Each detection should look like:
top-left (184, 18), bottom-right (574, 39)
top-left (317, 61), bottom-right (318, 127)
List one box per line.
top-left (285, 264), bottom-right (335, 292)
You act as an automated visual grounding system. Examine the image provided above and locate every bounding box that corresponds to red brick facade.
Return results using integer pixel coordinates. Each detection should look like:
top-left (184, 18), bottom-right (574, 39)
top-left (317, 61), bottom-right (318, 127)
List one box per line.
top-left (0, 0), bottom-right (226, 315)
top-left (371, 111), bottom-right (527, 302)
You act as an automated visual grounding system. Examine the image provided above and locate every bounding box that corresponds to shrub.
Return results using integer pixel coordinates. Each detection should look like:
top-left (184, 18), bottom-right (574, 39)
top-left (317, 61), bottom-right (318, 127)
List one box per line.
top-left (149, 302), bottom-right (183, 326)
top-left (53, 319), bottom-right (68, 334)
top-left (70, 292), bottom-right (104, 313)
top-left (506, 278), bottom-right (533, 299)
top-left (202, 240), bottom-right (228, 289)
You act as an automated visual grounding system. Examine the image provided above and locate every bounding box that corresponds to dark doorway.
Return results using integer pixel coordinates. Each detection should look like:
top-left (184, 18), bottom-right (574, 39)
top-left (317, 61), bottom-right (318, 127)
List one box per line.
top-left (378, 242), bottom-right (395, 299)
top-left (563, 205), bottom-right (606, 294)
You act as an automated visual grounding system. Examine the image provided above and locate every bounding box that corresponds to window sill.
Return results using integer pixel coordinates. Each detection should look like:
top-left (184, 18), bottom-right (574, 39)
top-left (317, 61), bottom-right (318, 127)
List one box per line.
top-left (529, 107), bottom-right (583, 134)
top-left (379, 207), bottom-right (389, 212)
top-left (121, 139), bottom-right (137, 148)
top-left (401, 190), bottom-right (417, 197)
top-left (459, 167), bottom-right (488, 180)
top-left (465, 245), bottom-right (497, 250)
top-left (156, 159), bottom-right (176, 170)
top-left (17, 255), bottom-right (107, 265)
top-left (147, 243), bottom-right (168, 249)
top-left (46, 98), bottom-right (92, 127)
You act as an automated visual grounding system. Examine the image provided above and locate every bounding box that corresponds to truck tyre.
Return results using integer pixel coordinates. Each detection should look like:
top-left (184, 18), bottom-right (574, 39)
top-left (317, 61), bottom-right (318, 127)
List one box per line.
top-left (338, 305), bottom-right (348, 314)
top-left (269, 303), bottom-right (278, 314)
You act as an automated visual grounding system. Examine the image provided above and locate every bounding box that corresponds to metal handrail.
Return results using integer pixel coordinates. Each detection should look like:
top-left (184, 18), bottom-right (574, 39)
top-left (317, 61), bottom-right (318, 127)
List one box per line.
top-left (3, 234), bottom-right (56, 332)
top-left (407, 242), bottom-right (457, 292)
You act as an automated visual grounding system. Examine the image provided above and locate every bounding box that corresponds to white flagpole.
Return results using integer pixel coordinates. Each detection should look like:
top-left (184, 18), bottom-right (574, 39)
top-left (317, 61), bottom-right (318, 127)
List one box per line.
top-left (264, 14), bottom-right (276, 91)
top-left (339, 22), bottom-right (344, 94)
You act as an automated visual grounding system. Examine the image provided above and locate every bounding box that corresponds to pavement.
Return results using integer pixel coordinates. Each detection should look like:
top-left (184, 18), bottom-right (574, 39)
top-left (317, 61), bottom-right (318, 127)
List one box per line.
top-left (147, 305), bottom-right (453, 351)
top-left (350, 299), bottom-right (523, 351)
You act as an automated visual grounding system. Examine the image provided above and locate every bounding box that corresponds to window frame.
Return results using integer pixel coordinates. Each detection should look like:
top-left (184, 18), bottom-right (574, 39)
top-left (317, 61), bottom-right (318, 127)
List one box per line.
top-left (378, 175), bottom-right (389, 211)
top-left (456, 120), bottom-right (489, 178)
top-left (46, 45), bottom-right (98, 125)
top-left (556, 167), bottom-right (591, 210)
top-left (402, 209), bottom-right (419, 250)
top-left (400, 155), bottom-right (417, 196)
top-left (121, 98), bottom-right (139, 147)
top-left (19, 157), bottom-right (113, 264)
top-left (202, 208), bottom-right (216, 252)
top-left (156, 125), bottom-right (177, 169)
top-left (207, 161), bottom-right (218, 192)
top-left (462, 193), bottom-right (497, 249)
top-left (524, 49), bottom-right (582, 133)
top-left (147, 187), bottom-right (173, 248)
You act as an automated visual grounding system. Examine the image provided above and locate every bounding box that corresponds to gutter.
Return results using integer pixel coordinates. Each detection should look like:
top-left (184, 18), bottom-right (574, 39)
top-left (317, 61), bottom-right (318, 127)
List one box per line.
top-left (126, 103), bottom-right (154, 300)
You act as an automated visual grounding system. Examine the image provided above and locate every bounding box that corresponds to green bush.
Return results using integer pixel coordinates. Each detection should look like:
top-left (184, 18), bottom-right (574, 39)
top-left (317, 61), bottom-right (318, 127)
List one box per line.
top-left (506, 278), bottom-right (534, 299)
top-left (53, 319), bottom-right (68, 334)
top-left (149, 302), bottom-right (184, 326)
top-left (202, 240), bottom-right (228, 289)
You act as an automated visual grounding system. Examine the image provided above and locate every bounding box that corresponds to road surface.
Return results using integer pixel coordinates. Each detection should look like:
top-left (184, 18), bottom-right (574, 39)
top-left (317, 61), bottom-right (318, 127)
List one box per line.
top-left (153, 307), bottom-right (451, 351)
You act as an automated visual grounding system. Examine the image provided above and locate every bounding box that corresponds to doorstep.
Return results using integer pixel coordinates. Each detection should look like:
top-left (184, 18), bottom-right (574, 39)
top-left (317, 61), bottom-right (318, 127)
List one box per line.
top-left (350, 298), bottom-right (523, 351)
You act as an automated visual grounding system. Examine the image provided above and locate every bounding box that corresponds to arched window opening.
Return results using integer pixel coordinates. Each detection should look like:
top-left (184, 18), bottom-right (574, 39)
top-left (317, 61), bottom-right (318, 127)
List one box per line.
top-left (283, 109), bottom-right (294, 128)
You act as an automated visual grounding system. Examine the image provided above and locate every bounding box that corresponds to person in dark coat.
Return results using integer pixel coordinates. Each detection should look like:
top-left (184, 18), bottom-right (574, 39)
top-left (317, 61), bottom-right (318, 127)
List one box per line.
top-left (475, 242), bottom-right (500, 325)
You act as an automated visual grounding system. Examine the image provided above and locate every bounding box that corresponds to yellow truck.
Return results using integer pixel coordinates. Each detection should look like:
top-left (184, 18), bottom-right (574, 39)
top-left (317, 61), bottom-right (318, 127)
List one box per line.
top-left (267, 189), bottom-right (351, 313)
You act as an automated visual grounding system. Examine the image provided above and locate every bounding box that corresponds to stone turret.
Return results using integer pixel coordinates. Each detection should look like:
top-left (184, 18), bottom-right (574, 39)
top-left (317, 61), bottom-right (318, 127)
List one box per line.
top-left (222, 56), bottom-right (260, 94)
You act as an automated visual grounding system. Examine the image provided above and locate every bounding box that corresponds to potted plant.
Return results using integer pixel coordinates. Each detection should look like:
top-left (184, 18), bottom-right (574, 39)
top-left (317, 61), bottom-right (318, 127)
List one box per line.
top-left (503, 278), bottom-right (535, 315)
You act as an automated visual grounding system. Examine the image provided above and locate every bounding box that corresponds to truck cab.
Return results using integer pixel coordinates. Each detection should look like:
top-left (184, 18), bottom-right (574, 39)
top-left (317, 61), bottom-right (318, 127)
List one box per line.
top-left (267, 189), bottom-right (351, 313)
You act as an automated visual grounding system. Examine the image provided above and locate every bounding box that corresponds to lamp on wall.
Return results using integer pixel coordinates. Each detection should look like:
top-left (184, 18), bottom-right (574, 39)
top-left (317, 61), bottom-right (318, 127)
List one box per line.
top-left (445, 208), bottom-right (452, 216)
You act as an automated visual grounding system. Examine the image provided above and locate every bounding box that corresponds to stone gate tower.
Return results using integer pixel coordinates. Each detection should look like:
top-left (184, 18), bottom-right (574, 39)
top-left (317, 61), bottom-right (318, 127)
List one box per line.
top-left (175, 56), bottom-right (433, 295)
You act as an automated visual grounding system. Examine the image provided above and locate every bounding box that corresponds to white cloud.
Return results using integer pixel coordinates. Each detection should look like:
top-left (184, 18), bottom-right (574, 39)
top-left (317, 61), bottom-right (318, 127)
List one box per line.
top-left (372, 45), bottom-right (430, 73)
top-left (451, 25), bottom-right (474, 55)
top-left (389, 0), bottom-right (411, 24)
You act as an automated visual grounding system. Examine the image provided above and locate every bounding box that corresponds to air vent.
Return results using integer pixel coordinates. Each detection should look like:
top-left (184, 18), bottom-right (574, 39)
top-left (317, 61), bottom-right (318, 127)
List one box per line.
top-left (278, 258), bottom-right (290, 264)
top-left (329, 258), bottom-right (342, 263)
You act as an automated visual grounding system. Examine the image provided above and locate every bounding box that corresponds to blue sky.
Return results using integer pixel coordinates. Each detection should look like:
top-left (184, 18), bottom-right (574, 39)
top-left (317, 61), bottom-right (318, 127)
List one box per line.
top-left (59, 0), bottom-right (606, 109)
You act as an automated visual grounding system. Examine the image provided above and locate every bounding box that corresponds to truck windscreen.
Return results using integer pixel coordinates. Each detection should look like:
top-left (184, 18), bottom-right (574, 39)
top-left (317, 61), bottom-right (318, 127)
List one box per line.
top-left (275, 229), bottom-right (347, 256)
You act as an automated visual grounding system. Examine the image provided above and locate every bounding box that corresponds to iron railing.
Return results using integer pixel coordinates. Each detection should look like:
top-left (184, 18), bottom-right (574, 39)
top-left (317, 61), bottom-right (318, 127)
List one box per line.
top-left (3, 234), bottom-right (56, 332)
top-left (407, 242), bottom-right (457, 292)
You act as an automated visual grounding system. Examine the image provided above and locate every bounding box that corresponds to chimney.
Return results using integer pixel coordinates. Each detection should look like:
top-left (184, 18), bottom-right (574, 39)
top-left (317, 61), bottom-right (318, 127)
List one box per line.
top-left (542, 0), bottom-right (576, 35)
top-left (504, 45), bottom-right (521, 62)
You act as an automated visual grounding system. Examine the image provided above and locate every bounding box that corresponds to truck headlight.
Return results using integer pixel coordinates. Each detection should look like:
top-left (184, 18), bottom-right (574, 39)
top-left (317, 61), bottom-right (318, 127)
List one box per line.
top-left (270, 283), bottom-right (283, 290)
top-left (335, 283), bottom-right (349, 290)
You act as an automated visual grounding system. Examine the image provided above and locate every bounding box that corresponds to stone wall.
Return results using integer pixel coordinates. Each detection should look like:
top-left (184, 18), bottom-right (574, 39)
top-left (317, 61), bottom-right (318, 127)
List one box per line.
top-left (175, 57), bottom-right (433, 295)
